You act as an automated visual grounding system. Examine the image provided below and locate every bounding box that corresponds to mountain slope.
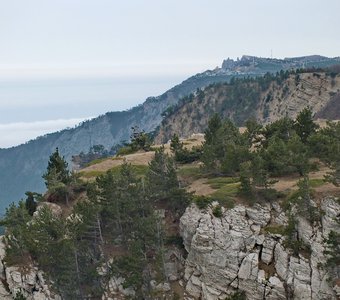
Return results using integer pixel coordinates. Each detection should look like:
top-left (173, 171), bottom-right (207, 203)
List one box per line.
top-left (0, 69), bottom-right (241, 211)
top-left (0, 55), bottom-right (339, 212)
top-left (156, 71), bottom-right (340, 143)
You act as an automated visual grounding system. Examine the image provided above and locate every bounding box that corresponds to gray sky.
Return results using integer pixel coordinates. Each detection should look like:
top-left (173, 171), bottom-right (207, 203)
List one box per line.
top-left (0, 0), bottom-right (340, 147)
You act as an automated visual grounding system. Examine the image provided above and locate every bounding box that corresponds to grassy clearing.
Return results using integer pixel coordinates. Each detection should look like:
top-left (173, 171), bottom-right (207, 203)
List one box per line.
top-left (309, 178), bottom-right (327, 188)
top-left (110, 164), bottom-right (149, 177)
top-left (85, 157), bottom-right (108, 167)
top-left (191, 180), bottom-right (238, 210)
top-left (207, 177), bottom-right (240, 189)
top-left (80, 164), bottom-right (149, 179)
top-left (191, 176), bottom-right (241, 209)
top-left (210, 182), bottom-right (240, 208)
top-left (177, 165), bottom-right (202, 179)
top-left (86, 156), bottom-right (124, 167)
top-left (116, 146), bottom-right (136, 156)
top-left (79, 170), bottom-right (105, 179)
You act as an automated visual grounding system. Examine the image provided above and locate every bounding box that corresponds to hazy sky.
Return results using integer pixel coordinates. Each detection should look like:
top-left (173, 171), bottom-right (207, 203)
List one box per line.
top-left (0, 0), bottom-right (340, 147)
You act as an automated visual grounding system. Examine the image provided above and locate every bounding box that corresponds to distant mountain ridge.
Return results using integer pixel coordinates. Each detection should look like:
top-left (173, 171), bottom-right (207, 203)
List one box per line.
top-left (221, 54), bottom-right (340, 74)
top-left (0, 54), bottom-right (339, 212)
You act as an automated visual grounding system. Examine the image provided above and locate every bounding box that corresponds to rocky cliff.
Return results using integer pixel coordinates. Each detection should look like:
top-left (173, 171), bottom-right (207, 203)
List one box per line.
top-left (3, 197), bottom-right (338, 300)
top-left (180, 198), bottom-right (340, 299)
top-left (0, 237), bottom-right (61, 300)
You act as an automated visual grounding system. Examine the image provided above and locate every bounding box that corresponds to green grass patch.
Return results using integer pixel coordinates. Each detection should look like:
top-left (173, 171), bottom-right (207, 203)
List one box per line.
top-left (109, 164), bottom-right (149, 177)
top-left (85, 157), bottom-right (109, 167)
top-left (206, 176), bottom-right (240, 189)
top-left (193, 195), bottom-right (212, 209)
top-left (210, 182), bottom-right (239, 208)
top-left (177, 165), bottom-right (202, 179)
top-left (79, 170), bottom-right (105, 178)
top-left (202, 177), bottom-right (241, 209)
top-left (80, 164), bottom-right (149, 179)
top-left (116, 146), bottom-right (137, 156)
top-left (309, 178), bottom-right (326, 188)
top-left (86, 156), bottom-right (123, 167)
top-left (212, 205), bottom-right (223, 217)
top-left (264, 224), bottom-right (286, 235)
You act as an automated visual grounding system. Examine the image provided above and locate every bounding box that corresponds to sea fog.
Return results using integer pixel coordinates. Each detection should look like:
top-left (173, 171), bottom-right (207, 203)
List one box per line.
top-left (0, 75), bottom-right (183, 148)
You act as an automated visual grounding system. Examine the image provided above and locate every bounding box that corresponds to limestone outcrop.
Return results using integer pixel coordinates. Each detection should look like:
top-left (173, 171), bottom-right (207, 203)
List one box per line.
top-left (0, 196), bottom-right (338, 299)
top-left (180, 198), bottom-right (340, 300)
top-left (0, 237), bottom-right (61, 300)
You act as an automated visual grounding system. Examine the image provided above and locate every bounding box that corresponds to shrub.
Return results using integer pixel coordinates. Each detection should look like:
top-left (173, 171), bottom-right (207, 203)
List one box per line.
top-left (174, 146), bottom-right (202, 164)
top-left (212, 205), bottom-right (223, 218)
top-left (116, 145), bottom-right (136, 156)
top-left (226, 291), bottom-right (246, 300)
top-left (193, 195), bottom-right (212, 209)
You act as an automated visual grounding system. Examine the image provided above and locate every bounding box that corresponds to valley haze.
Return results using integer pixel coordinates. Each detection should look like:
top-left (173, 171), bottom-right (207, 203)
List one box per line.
top-left (0, 73), bottom-right (193, 148)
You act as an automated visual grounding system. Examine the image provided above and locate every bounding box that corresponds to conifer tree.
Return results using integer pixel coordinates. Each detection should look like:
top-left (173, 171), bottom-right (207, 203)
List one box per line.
top-left (24, 191), bottom-right (41, 216)
top-left (0, 201), bottom-right (32, 263)
top-left (324, 231), bottom-right (340, 278)
top-left (294, 107), bottom-right (319, 143)
top-left (147, 146), bottom-right (178, 200)
top-left (43, 148), bottom-right (70, 188)
top-left (147, 146), bottom-right (190, 214)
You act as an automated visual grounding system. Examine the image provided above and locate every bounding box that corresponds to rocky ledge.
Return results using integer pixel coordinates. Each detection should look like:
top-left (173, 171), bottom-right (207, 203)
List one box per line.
top-left (180, 198), bottom-right (340, 300)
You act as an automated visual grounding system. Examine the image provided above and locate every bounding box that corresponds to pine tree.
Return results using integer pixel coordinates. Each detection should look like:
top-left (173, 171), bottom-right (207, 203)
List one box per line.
top-left (295, 176), bottom-right (319, 223)
top-left (170, 134), bottom-right (182, 153)
top-left (147, 146), bottom-right (178, 200)
top-left (287, 134), bottom-right (310, 176)
top-left (43, 148), bottom-right (70, 188)
top-left (0, 201), bottom-right (32, 264)
top-left (238, 161), bottom-right (253, 198)
top-left (294, 107), bottom-right (319, 143)
top-left (24, 191), bottom-right (41, 216)
top-left (324, 231), bottom-right (340, 278)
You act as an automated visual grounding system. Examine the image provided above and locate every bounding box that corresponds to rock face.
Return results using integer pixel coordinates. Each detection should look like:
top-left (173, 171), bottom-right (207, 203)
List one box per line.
top-left (180, 197), bottom-right (340, 300)
top-left (0, 237), bottom-right (61, 300)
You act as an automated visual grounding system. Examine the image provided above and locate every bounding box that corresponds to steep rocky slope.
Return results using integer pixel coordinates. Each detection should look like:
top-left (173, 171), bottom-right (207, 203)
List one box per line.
top-left (0, 240), bottom-right (61, 300)
top-left (180, 198), bottom-right (340, 299)
top-left (156, 72), bottom-right (340, 143)
top-left (1, 193), bottom-right (339, 299)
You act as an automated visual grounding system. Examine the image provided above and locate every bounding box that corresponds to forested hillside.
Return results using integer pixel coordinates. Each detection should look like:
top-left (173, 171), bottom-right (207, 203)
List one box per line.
top-left (156, 69), bottom-right (340, 143)
top-left (1, 57), bottom-right (339, 214)
top-left (0, 70), bottom-right (241, 211)
top-left (0, 110), bottom-right (339, 299)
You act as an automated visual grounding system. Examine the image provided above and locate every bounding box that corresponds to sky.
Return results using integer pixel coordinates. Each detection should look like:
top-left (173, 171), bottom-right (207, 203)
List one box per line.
top-left (0, 0), bottom-right (340, 148)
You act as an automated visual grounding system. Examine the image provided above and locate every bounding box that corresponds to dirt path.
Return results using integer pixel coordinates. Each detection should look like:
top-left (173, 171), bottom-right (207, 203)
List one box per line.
top-left (187, 178), bottom-right (215, 196)
top-left (273, 166), bottom-right (334, 192)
